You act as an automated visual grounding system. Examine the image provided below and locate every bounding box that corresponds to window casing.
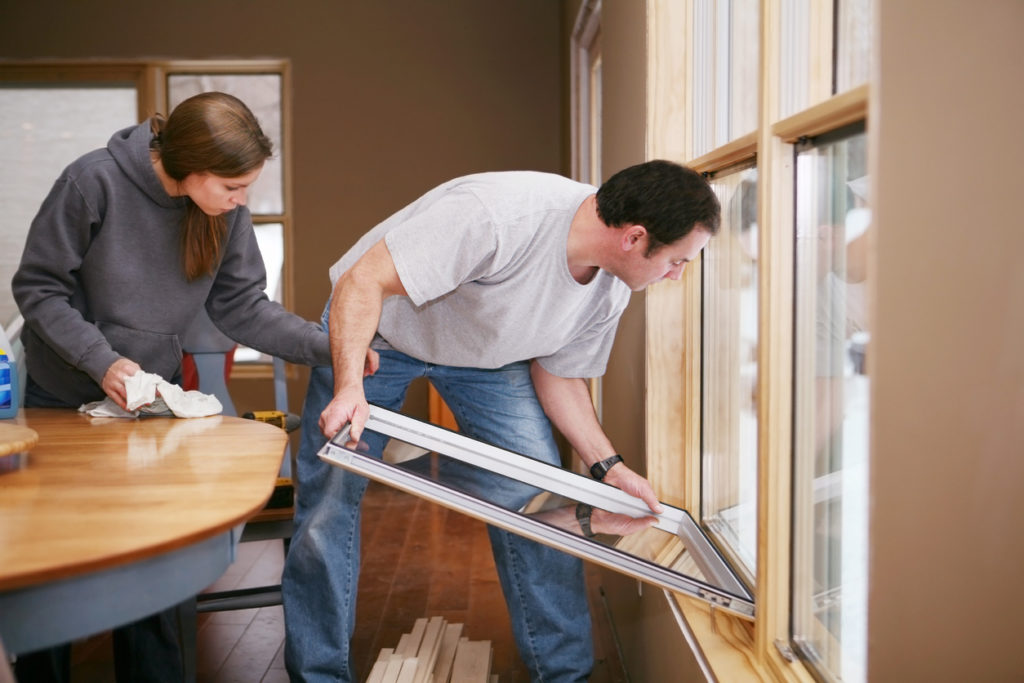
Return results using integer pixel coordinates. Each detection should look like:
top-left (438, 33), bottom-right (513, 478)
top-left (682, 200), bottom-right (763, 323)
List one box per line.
top-left (646, 1), bottom-right (872, 681)
top-left (791, 124), bottom-right (869, 681)
top-left (571, 0), bottom-right (603, 186)
top-left (164, 68), bottom-right (290, 365)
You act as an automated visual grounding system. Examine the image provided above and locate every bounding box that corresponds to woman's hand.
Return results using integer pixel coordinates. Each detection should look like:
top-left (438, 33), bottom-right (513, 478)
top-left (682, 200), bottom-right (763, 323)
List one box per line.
top-left (101, 358), bottom-right (143, 410)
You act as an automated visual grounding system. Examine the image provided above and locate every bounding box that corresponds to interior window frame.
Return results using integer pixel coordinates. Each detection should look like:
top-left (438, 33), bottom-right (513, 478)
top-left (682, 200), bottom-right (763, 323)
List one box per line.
top-left (700, 159), bottom-right (761, 585)
top-left (645, 0), bottom-right (871, 680)
top-left (156, 60), bottom-right (292, 374)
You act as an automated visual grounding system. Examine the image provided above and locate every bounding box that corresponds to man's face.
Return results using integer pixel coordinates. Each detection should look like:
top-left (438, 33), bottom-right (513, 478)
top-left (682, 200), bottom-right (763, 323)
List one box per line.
top-left (620, 226), bottom-right (712, 291)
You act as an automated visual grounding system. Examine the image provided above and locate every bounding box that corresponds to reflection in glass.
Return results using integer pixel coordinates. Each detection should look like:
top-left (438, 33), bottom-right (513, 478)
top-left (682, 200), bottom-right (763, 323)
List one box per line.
top-left (792, 127), bottom-right (869, 682)
top-left (835, 0), bottom-right (873, 94)
top-left (702, 165), bottom-right (759, 578)
top-left (233, 222), bottom-right (284, 363)
top-left (319, 406), bottom-right (755, 618)
top-left (0, 87), bottom-right (137, 325)
top-left (779, 0), bottom-right (811, 119)
top-left (691, 0), bottom-right (760, 157)
top-left (167, 74), bottom-right (283, 215)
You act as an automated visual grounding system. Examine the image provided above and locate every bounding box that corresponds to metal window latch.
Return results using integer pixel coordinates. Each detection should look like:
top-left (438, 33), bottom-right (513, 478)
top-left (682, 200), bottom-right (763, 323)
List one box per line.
top-left (774, 639), bottom-right (797, 662)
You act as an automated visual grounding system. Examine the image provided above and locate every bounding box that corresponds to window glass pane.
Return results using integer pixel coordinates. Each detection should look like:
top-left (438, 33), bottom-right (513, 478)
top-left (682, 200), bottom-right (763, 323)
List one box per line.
top-left (729, 0), bottom-right (760, 141)
top-left (691, 0), bottom-right (714, 157)
top-left (167, 74), bottom-right (283, 215)
top-left (792, 127), bottom-right (869, 682)
top-left (693, 0), bottom-right (760, 156)
top-left (702, 165), bottom-right (759, 576)
top-left (320, 405), bottom-right (756, 618)
top-left (233, 222), bottom-right (284, 364)
top-left (779, 0), bottom-right (812, 118)
top-left (835, 0), bottom-right (873, 93)
top-left (0, 87), bottom-right (137, 327)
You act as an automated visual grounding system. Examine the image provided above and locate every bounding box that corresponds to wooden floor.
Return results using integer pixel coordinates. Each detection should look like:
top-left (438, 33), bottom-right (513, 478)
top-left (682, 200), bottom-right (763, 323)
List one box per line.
top-left (68, 480), bottom-right (628, 682)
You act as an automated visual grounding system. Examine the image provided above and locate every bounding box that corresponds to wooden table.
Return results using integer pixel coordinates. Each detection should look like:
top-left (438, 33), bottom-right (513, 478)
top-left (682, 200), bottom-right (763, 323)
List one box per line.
top-left (0, 408), bottom-right (287, 657)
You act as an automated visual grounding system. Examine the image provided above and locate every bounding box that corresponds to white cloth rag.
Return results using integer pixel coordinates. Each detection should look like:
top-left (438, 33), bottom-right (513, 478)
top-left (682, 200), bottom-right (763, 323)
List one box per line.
top-left (79, 370), bottom-right (223, 418)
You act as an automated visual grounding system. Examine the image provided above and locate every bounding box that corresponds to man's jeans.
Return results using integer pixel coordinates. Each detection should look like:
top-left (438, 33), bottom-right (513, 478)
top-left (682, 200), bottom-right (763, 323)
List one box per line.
top-left (282, 308), bottom-right (594, 683)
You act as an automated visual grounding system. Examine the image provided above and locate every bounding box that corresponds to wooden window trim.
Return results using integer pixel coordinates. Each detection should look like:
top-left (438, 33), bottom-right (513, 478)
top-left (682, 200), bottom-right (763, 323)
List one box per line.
top-left (645, 2), bottom-right (870, 682)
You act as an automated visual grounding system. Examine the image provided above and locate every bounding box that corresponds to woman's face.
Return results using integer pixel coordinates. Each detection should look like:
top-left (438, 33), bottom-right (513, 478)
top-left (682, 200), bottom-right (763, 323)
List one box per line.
top-left (182, 165), bottom-right (263, 215)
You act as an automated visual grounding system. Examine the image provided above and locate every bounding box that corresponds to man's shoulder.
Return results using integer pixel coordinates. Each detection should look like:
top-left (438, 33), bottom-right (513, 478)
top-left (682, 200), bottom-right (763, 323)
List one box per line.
top-left (445, 171), bottom-right (594, 223)
top-left (455, 170), bottom-right (591, 192)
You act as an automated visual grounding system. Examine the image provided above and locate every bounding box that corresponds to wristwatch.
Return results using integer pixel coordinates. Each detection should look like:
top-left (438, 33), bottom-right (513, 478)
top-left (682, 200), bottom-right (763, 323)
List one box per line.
top-left (575, 502), bottom-right (596, 538)
top-left (589, 453), bottom-right (624, 481)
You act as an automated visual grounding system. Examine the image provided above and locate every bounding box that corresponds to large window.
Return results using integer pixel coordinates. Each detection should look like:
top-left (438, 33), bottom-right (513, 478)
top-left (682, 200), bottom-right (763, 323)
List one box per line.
top-left (0, 79), bottom-right (140, 328)
top-left (646, 1), bottom-right (873, 681)
top-left (792, 125), bottom-right (869, 681)
top-left (571, 0), bottom-right (603, 187)
top-left (0, 61), bottom-right (291, 373)
top-left (166, 69), bottom-right (289, 364)
top-left (702, 164), bottom-right (759, 579)
top-left (691, 0), bottom-right (760, 158)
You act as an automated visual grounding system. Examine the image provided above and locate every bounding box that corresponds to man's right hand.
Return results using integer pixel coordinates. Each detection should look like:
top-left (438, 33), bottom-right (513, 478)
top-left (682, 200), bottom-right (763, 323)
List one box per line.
top-left (319, 385), bottom-right (370, 444)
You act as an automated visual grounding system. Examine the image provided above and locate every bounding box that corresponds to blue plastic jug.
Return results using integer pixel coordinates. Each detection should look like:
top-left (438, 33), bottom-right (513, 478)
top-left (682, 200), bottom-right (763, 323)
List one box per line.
top-left (0, 326), bottom-right (19, 419)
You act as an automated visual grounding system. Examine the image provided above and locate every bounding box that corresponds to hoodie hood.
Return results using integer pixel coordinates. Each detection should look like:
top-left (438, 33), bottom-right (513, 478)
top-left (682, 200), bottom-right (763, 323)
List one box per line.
top-left (106, 121), bottom-right (185, 209)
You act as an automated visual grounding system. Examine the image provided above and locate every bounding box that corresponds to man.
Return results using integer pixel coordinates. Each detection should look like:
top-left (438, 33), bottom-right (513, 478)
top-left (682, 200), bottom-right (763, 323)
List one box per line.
top-left (283, 159), bottom-right (720, 682)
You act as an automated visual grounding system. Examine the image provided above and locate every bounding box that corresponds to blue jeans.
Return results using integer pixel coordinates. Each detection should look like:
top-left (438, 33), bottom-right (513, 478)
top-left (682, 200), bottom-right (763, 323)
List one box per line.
top-left (282, 306), bottom-right (593, 683)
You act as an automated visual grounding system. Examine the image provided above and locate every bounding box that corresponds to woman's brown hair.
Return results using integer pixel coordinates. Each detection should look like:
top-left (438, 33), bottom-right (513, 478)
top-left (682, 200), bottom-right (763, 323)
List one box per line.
top-left (150, 92), bottom-right (273, 280)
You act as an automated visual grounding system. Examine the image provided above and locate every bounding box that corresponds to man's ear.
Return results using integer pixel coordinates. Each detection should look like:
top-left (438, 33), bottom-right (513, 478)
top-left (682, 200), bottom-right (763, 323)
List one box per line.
top-left (621, 225), bottom-right (648, 252)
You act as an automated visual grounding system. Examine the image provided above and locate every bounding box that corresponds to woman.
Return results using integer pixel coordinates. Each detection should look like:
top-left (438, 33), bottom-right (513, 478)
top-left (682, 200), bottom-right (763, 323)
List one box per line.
top-left (12, 91), bottom-right (330, 681)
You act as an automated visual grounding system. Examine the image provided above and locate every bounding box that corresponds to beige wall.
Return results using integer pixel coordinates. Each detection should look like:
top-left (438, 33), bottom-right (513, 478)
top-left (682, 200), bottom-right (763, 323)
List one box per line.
top-left (869, 1), bottom-right (1024, 679)
top-left (1, 0), bottom-right (565, 415)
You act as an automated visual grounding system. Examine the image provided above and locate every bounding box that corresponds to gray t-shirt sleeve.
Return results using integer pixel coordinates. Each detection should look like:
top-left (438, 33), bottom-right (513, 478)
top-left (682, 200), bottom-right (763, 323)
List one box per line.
top-left (385, 188), bottom-right (512, 306)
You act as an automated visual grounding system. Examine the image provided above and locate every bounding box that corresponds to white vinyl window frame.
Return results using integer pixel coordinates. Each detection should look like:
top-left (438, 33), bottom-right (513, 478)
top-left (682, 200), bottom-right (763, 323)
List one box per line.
top-left (319, 405), bottom-right (755, 619)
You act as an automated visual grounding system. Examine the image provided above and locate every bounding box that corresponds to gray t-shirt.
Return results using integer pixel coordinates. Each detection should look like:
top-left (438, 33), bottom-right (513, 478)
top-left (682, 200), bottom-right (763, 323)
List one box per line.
top-left (328, 171), bottom-right (632, 378)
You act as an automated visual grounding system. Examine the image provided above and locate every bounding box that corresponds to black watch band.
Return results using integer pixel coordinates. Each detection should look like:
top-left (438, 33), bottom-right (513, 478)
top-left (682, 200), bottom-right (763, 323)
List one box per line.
top-left (575, 502), bottom-right (596, 538)
top-left (589, 454), bottom-right (624, 481)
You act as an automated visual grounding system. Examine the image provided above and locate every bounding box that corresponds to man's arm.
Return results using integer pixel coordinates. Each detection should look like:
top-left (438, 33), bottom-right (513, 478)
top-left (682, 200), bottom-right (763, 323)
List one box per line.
top-left (529, 360), bottom-right (663, 514)
top-left (320, 238), bottom-right (407, 442)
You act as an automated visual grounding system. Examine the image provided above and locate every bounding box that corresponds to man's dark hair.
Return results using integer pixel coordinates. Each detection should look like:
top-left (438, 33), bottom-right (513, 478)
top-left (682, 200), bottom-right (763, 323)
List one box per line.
top-left (596, 159), bottom-right (721, 255)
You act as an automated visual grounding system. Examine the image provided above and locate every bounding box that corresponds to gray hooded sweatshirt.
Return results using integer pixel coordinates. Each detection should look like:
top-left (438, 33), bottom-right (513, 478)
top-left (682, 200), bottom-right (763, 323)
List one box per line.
top-left (12, 120), bottom-right (330, 405)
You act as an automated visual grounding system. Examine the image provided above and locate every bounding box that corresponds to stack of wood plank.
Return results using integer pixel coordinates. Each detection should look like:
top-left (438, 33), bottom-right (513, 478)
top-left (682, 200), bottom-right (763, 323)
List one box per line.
top-left (366, 616), bottom-right (497, 683)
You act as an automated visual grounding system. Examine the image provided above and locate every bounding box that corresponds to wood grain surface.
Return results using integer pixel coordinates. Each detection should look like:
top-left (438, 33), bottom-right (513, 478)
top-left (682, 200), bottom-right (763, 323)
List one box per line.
top-left (0, 408), bottom-right (286, 591)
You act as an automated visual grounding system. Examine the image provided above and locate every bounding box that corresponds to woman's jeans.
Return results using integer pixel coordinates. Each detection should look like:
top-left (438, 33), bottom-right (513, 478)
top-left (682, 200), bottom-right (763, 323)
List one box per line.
top-left (282, 309), bottom-right (593, 683)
